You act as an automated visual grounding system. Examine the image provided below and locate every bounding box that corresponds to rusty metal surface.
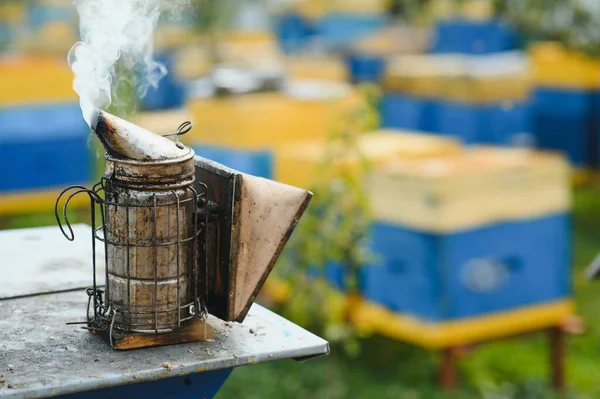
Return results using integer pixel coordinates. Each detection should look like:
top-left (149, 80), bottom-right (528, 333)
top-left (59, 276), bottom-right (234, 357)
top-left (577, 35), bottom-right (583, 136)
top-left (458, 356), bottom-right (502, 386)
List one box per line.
top-left (0, 291), bottom-right (329, 399)
top-left (0, 224), bottom-right (105, 300)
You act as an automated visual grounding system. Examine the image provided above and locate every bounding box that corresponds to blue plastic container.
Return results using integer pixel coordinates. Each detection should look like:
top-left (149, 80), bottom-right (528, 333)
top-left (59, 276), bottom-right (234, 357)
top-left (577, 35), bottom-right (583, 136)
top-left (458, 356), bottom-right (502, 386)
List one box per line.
top-left (66, 368), bottom-right (232, 399)
top-left (532, 87), bottom-right (597, 166)
top-left (431, 19), bottom-right (519, 54)
top-left (346, 53), bottom-right (385, 83)
top-left (192, 145), bottom-right (273, 179)
top-left (315, 12), bottom-right (386, 51)
top-left (380, 93), bottom-right (441, 132)
top-left (0, 103), bottom-right (93, 193)
top-left (360, 214), bottom-right (571, 321)
top-left (275, 13), bottom-right (314, 53)
top-left (437, 100), bottom-right (530, 144)
top-left (141, 53), bottom-right (186, 111)
top-left (28, 5), bottom-right (71, 28)
top-left (486, 101), bottom-right (531, 144)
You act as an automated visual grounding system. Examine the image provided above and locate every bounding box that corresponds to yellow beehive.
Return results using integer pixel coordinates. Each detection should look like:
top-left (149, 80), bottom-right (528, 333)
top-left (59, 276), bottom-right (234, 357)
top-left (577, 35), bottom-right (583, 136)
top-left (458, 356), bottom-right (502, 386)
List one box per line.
top-left (368, 147), bottom-right (570, 232)
top-left (460, 0), bottom-right (494, 20)
top-left (285, 55), bottom-right (348, 82)
top-left (218, 31), bottom-right (283, 67)
top-left (294, 0), bottom-right (387, 18)
top-left (383, 54), bottom-right (463, 98)
top-left (275, 131), bottom-right (462, 188)
top-left (353, 26), bottom-right (431, 56)
top-left (174, 32), bottom-right (282, 80)
top-left (0, 3), bottom-right (25, 23)
top-left (0, 56), bottom-right (76, 106)
top-left (188, 80), bottom-right (364, 149)
top-left (529, 41), bottom-right (600, 89)
top-left (174, 44), bottom-right (212, 80)
top-left (441, 52), bottom-right (532, 103)
top-left (155, 25), bottom-right (196, 50)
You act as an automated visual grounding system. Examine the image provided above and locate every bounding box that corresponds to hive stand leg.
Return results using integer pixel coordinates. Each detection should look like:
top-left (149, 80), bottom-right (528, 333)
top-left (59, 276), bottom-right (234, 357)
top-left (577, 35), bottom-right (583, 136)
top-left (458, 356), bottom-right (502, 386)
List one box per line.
top-left (549, 326), bottom-right (565, 392)
top-left (440, 347), bottom-right (457, 389)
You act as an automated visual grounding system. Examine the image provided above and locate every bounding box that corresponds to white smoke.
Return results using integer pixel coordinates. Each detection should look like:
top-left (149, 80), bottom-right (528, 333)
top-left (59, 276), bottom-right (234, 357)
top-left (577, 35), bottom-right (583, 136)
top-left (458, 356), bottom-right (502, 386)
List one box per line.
top-left (68, 0), bottom-right (189, 126)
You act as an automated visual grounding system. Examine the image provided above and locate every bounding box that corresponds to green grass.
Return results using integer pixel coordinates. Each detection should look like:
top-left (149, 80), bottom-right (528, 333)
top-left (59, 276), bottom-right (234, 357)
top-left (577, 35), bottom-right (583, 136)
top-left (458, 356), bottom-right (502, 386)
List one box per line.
top-left (5, 184), bottom-right (600, 398)
top-left (217, 184), bottom-right (600, 399)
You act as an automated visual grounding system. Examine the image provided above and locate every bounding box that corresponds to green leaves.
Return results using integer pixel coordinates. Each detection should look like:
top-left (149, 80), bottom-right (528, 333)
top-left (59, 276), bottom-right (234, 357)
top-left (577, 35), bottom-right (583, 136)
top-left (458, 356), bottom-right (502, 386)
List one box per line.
top-left (274, 85), bottom-right (380, 350)
top-left (495, 0), bottom-right (600, 57)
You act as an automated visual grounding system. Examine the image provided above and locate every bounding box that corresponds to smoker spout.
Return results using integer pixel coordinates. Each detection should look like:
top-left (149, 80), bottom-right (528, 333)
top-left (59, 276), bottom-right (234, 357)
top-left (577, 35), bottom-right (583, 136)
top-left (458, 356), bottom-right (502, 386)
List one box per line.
top-left (92, 109), bottom-right (188, 161)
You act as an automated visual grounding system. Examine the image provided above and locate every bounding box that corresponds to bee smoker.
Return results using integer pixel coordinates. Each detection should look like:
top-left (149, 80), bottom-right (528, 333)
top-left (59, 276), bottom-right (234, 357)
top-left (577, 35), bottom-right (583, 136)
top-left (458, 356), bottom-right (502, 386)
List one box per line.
top-left (56, 110), bottom-right (312, 350)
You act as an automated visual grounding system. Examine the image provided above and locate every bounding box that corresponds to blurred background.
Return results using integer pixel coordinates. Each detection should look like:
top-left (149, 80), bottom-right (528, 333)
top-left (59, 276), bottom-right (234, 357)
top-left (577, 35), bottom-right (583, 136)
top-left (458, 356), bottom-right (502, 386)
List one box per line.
top-left (2, 0), bottom-right (600, 397)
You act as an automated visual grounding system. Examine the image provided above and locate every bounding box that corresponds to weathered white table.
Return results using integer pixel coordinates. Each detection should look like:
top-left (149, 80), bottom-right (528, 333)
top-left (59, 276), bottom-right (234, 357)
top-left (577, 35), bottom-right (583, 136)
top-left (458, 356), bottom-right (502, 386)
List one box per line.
top-left (0, 224), bottom-right (329, 399)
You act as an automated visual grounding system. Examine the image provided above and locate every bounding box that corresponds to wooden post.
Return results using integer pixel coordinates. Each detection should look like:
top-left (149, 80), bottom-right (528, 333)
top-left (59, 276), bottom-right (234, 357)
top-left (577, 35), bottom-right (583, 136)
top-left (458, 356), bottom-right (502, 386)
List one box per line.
top-left (549, 326), bottom-right (565, 392)
top-left (440, 347), bottom-right (457, 389)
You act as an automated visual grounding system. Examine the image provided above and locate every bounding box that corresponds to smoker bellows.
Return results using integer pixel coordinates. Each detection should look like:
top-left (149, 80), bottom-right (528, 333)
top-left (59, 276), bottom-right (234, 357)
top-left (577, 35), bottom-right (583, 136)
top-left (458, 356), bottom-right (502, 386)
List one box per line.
top-left (56, 109), bottom-right (312, 350)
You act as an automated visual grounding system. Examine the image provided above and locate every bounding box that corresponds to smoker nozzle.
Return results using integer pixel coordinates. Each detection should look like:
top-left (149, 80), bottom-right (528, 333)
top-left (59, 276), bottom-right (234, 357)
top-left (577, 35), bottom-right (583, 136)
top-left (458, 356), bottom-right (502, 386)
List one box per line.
top-left (92, 109), bottom-right (189, 161)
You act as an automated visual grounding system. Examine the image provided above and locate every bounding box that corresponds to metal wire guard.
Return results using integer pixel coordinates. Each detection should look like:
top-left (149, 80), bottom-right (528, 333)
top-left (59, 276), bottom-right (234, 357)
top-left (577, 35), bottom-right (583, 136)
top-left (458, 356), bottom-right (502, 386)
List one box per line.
top-left (55, 178), bottom-right (209, 339)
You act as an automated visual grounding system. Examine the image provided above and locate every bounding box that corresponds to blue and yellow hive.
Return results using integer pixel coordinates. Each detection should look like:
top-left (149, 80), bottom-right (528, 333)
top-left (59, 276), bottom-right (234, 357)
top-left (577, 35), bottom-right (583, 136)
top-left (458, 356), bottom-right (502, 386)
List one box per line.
top-left (353, 146), bottom-right (572, 348)
top-left (0, 56), bottom-right (93, 215)
top-left (529, 42), bottom-right (600, 167)
top-left (381, 52), bottom-right (532, 146)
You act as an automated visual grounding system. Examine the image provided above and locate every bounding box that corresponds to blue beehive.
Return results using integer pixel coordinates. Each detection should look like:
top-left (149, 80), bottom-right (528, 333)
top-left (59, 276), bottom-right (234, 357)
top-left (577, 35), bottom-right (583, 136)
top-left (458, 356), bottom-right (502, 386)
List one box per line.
top-left (431, 19), bottom-right (519, 54)
top-left (438, 100), bottom-right (530, 145)
top-left (274, 13), bottom-right (314, 53)
top-left (314, 12), bottom-right (386, 51)
top-left (380, 94), bottom-right (441, 132)
top-left (529, 42), bottom-right (600, 167)
top-left (141, 52), bottom-right (186, 111)
top-left (360, 147), bottom-right (571, 321)
top-left (362, 215), bottom-right (570, 320)
top-left (532, 88), bottom-right (596, 166)
top-left (0, 103), bottom-right (93, 193)
top-left (192, 144), bottom-right (273, 179)
top-left (27, 3), bottom-right (71, 28)
top-left (380, 54), bottom-right (464, 132)
top-left (436, 52), bottom-right (532, 145)
top-left (346, 53), bottom-right (386, 84)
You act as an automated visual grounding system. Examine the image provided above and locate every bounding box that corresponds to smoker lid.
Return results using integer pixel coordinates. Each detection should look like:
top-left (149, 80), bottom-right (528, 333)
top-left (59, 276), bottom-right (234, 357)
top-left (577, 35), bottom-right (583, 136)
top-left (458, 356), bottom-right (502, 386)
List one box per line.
top-left (93, 110), bottom-right (189, 161)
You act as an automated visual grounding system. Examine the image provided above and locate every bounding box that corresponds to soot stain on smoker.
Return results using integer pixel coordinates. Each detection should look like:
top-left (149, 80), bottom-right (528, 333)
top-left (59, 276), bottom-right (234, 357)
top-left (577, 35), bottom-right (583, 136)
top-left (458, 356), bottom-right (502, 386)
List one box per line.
top-left (95, 113), bottom-right (153, 161)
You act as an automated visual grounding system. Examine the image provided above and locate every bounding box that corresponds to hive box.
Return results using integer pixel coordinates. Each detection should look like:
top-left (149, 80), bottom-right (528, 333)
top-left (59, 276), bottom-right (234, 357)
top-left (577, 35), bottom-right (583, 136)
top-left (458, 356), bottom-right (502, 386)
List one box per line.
top-left (188, 80), bottom-right (363, 149)
top-left (436, 52), bottom-right (532, 145)
top-left (275, 130), bottom-right (462, 188)
top-left (382, 52), bottom-right (533, 146)
top-left (430, 19), bottom-right (519, 54)
top-left (0, 56), bottom-right (76, 106)
top-left (363, 147), bottom-right (571, 321)
top-left (0, 103), bottom-right (93, 214)
top-left (381, 54), bottom-right (462, 131)
top-left (530, 42), bottom-right (600, 166)
top-left (285, 55), bottom-right (348, 82)
top-left (275, 13), bottom-right (314, 54)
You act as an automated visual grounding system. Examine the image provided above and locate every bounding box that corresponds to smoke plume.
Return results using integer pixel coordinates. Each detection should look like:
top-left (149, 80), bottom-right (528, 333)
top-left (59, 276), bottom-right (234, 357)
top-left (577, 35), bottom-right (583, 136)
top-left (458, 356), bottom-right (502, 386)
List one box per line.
top-left (68, 0), bottom-right (188, 126)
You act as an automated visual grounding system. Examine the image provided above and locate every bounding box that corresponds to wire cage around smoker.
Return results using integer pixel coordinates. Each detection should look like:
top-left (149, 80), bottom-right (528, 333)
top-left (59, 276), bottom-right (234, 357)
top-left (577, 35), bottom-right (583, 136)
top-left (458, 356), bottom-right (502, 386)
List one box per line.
top-left (56, 177), bottom-right (209, 340)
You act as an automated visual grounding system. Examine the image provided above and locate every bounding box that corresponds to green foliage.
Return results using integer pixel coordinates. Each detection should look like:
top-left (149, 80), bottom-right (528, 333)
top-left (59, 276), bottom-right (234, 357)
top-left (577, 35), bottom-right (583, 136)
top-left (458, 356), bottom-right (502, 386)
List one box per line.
top-left (190, 0), bottom-right (242, 35)
top-left (274, 85), bottom-right (380, 351)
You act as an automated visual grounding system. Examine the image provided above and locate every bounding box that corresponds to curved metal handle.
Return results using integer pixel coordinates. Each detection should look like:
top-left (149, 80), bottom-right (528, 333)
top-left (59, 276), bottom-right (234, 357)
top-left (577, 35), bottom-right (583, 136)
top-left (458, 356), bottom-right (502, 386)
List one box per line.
top-left (54, 185), bottom-right (102, 241)
top-left (162, 121), bottom-right (193, 148)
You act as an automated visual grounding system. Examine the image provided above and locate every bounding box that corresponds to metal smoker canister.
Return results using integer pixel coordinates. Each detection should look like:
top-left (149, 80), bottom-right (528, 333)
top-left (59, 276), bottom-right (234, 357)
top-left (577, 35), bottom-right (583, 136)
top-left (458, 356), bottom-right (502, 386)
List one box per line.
top-left (81, 108), bottom-right (204, 334)
top-left (103, 148), bottom-right (199, 333)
